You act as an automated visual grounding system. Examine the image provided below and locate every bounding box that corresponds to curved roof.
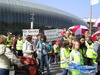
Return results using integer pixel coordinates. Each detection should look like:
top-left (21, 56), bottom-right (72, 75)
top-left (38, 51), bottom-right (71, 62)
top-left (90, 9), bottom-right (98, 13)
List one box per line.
top-left (0, 0), bottom-right (88, 27)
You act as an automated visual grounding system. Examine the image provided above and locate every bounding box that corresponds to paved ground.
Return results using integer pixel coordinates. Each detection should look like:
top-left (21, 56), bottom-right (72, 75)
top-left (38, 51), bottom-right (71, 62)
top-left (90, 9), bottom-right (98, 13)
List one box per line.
top-left (9, 63), bottom-right (62, 75)
top-left (44, 63), bottom-right (62, 75)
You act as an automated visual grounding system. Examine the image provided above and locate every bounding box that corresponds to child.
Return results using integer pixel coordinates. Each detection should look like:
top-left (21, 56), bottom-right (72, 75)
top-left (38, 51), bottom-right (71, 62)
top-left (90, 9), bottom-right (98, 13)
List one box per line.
top-left (70, 40), bottom-right (83, 65)
top-left (67, 37), bottom-right (73, 52)
top-left (60, 40), bottom-right (70, 75)
top-left (48, 41), bottom-right (53, 66)
top-left (70, 41), bottom-right (83, 75)
top-left (53, 41), bottom-right (60, 64)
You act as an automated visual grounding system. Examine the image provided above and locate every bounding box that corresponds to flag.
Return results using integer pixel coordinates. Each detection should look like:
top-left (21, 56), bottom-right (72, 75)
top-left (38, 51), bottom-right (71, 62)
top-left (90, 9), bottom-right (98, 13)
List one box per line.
top-left (92, 30), bottom-right (100, 41)
top-left (93, 18), bottom-right (100, 27)
top-left (68, 25), bottom-right (89, 35)
top-left (90, 0), bottom-right (99, 5)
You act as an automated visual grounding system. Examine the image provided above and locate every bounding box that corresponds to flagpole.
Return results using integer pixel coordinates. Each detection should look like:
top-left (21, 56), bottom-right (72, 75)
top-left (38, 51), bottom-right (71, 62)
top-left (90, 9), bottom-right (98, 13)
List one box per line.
top-left (90, 5), bottom-right (92, 35)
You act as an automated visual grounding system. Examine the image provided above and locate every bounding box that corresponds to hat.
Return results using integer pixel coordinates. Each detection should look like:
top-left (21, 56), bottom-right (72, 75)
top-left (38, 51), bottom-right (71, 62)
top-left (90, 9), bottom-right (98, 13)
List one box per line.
top-left (7, 32), bottom-right (12, 35)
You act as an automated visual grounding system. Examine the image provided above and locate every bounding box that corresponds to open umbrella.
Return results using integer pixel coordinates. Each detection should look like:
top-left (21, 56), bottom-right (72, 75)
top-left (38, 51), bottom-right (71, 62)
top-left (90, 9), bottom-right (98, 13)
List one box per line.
top-left (68, 25), bottom-right (89, 35)
top-left (93, 18), bottom-right (100, 27)
top-left (92, 30), bottom-right (100, 41)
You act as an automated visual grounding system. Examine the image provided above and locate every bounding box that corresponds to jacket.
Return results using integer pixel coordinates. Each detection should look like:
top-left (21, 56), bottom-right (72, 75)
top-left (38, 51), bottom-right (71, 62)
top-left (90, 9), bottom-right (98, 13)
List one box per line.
top-left (0, 44), bottom-right (23, 69)
top-left (22, 40), bottom-right (33, 58)
top-left (60, 48), bottom-right (70, 68)
top-left (94, 42), bottom-right (100, 64)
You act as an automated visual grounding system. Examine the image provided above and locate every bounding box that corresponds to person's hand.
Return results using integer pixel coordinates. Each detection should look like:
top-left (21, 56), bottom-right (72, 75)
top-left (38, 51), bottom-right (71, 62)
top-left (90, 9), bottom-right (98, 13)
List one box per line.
top-left (17, 64), bottom-right (24, 68)
top-left (38, 50), bottom-right (42, 52)
top-left (42, 43), bottom-right (46, 45)
top-left (31, 50), bottom-right (35, 53)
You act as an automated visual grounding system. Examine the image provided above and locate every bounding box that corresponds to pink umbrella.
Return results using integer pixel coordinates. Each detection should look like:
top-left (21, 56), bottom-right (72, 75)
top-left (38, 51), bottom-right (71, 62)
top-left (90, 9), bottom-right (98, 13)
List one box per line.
top-left (92, 30), bottom-right (100, 41)
top-left (93, 18), bottom-right (100, 27)
top-left (68, 25), bottom-right (89, 35)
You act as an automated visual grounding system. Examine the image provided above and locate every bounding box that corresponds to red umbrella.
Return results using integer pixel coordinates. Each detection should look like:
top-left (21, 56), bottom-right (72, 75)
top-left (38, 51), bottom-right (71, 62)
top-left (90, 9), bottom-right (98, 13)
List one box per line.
top-left (68, 25), bottom-right (89, 35)
top-left (92, 30), bottom-right (100, 41)
top-left (93, 18), bottom-right (100, 27)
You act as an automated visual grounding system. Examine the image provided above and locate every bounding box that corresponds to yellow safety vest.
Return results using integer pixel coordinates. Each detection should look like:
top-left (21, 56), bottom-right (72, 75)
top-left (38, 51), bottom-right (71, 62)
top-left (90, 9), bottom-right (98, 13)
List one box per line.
top-left (85, 42), bottom-right (97, 64)
top-left (60, 48), bottom-right (70, 68)
top-left (86, 47), bottom-right (97, 64)
top-left (16, 39), bottom-right (23, 50)
top-left (7, 37), bottom-right (12, 47)
top-left (53, 45), bottom-right (59, 53)
top-left (69, 34), bottom-right (73, 38)
top-left (63, 37), bottom-right (67, 41)
top-left (85, 41), bottom-right (94, 48)
top-left (71, 50), bottom-right (83, 65)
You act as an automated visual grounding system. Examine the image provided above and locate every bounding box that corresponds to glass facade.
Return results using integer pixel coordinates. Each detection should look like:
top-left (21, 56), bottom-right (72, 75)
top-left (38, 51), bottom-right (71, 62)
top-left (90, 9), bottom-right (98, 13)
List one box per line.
top-left (0, 0), bottom-right (88, 35)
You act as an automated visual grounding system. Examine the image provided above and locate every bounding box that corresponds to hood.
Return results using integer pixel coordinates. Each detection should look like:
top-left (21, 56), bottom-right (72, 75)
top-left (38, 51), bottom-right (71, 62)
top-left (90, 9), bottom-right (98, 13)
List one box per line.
top-left (0, 45), bottom-right (6, 55)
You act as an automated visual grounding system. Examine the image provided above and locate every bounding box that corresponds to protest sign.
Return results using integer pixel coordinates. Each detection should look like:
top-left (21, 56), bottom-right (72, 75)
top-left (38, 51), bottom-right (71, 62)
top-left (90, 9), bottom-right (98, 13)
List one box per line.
top-left (22, 29), bottom-right (39, 40)
top-left (44, 29), bottom-right (63, 41)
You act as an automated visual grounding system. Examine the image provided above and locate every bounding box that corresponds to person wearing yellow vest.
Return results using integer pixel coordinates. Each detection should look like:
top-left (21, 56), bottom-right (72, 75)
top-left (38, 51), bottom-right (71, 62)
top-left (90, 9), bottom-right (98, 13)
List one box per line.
top-left (70, 40), bottom-right (83, 65)
top-left (60, 40), bottom-right (70, 75)
top-left (16, 35), bottom-right (23, 56)
top-left (60, 30), bottom-right (73, 47)
top-left (67, 37), bottom-right (73, 52)
top-left (53, 41), bottom-right (60, 64)
top-left (6, 32), bottom-right (12, 49)
top-left (85, 35), bottom-right (97, 66)
top-left (70, 41), bottom-right (83, 75)
top-left (48, 41), bottom-right (53, 66)
top-left (79, 35), bottom-right (87, 65)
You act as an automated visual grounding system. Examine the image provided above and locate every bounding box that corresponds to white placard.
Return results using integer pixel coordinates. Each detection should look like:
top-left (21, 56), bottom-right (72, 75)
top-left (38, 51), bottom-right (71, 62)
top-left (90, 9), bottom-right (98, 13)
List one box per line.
top-left (22, 29), bottom-right (39, 41)
top-left (44, 29), bottom-right (63, 41)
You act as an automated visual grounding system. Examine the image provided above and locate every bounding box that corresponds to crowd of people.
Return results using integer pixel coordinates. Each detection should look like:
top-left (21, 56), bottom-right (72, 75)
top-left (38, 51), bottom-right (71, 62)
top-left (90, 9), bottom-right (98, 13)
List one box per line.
top-left (0, 28), bottom-right (100, 75)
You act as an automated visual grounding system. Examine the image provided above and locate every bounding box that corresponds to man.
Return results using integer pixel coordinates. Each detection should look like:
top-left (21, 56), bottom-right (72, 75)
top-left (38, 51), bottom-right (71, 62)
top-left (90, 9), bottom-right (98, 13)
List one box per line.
top-left (6, 32), bottom-right (12, 49)
top-left (16, 35), bottom-right (23, 56)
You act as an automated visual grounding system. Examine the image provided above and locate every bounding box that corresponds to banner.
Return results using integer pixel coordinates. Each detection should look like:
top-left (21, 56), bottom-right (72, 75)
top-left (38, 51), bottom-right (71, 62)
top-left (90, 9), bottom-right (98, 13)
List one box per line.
top-left (22, 29), bottom-right (39, 40)
top-left (90, 0), bottom-right (99, 5)
top-left (44, 29), bottom-right (63, 41)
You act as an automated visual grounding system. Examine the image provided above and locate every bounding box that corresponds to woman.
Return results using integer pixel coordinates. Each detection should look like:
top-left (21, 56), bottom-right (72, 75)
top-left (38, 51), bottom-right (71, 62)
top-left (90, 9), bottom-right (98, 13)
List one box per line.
top-left (40, 35), bottom-right (51, 75)
top-left (0, 35), bottom-right (23, 75)
top-left (79, 35), bottom-right (87, 65)
top-left (23, 35), bottom-right (35, 58)
top-left (60, 40), bottom-right (70, 75)
top-left (11, 35), bottom-right (18, 55)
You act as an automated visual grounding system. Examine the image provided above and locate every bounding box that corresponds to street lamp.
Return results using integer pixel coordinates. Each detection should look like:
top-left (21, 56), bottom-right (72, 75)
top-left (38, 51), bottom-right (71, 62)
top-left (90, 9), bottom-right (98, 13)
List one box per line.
top-left (31, 13), bottom-right (35, 29)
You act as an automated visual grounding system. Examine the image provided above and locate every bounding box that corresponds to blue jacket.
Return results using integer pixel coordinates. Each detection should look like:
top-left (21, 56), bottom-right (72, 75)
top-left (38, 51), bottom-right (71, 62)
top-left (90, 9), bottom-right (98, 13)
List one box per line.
top-left (41, 42), bottom-right (50, 56)
top-left (47, 43), bottom-right (52, 52)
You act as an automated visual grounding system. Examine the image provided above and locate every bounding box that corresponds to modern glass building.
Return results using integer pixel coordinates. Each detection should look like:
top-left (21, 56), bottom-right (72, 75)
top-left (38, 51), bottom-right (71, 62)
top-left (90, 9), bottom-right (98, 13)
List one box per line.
top-left (0, 0), bottom-right (88, 35)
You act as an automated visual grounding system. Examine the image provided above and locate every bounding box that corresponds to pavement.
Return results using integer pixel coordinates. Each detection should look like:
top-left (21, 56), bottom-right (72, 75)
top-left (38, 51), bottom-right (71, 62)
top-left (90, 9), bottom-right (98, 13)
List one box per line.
top-left (44, 63), bottom-right (62, 75)
top-left (9, 63), bottom-right (62, 75)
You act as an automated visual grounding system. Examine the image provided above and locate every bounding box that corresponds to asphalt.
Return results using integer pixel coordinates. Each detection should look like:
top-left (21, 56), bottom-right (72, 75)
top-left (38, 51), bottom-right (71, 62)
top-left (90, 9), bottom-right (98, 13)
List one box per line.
top-left (9, 63), bottom-right (62, 75)
top-left (44, 63), bottom-right (62, 75)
